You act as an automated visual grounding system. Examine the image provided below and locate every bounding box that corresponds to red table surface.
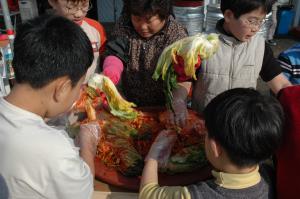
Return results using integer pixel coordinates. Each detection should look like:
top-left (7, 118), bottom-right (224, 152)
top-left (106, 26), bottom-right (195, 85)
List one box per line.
top-left (94, 157), bottom-right (212, 191)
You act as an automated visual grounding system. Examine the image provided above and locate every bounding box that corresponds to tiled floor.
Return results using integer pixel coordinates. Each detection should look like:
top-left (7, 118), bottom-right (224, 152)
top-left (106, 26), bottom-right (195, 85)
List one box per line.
top-left (271, 36), bottom-right (300, 57)
top-left (257, 35), bottom-right (300, 95)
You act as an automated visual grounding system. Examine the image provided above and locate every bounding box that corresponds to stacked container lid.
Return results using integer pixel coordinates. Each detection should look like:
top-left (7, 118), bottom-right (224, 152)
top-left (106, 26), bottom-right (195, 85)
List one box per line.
top-left (172, 1), bottom-right (205, 36)
top-left (257, 12), bottom-right (273, 39)
top-left (173, 1), bottom-right (272, 40)
top-left (206, 3), bottom-right (223, 31)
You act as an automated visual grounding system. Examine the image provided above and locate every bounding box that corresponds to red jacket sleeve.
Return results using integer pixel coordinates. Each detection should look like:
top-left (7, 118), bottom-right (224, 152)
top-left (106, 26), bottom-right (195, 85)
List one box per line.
top-left (277, 85), bottom-right (300, 199)
top-left (84, 18), bottom-right (107, 54)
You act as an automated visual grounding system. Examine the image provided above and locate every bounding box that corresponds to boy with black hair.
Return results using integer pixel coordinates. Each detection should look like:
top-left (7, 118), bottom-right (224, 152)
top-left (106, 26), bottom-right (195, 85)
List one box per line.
top-left (192, 0), bottom-right (291, 113)
top-left (140, 88), bottom-right (284, 199)
top-left (0, 14), bottom-right (98, 198)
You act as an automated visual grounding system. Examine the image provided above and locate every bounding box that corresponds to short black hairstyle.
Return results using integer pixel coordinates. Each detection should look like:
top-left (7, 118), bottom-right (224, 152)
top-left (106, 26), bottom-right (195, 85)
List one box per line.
top-left (123, 0), bottom-right (171, 20)
top-left (220, 0), bottom-right (273, 19)
top-left (204, 88), bottom-right (284, 168)
top-left (12, 14), bottom-right (93, 88)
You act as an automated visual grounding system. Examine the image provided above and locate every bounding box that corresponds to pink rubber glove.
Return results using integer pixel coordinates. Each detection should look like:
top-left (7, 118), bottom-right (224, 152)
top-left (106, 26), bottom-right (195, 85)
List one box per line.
top-left (103, 55), bottom-right (124, 84)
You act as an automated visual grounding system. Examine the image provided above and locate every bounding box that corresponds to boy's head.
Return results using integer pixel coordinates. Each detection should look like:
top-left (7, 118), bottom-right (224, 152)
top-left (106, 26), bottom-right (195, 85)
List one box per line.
top-left (203, 88), bottom-right (283, 169)
top-left (221, 0), bottom-right (273, 42)
top-left (48, 0), bottom-right (90, 24)
top-left (123, 0), bottom-right (171, 38)
top-left (13, 14), bottom-right (93, 117)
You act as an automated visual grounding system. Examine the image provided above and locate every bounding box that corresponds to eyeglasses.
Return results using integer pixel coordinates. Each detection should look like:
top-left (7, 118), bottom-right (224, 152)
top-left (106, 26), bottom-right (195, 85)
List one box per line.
top-left (240, 18), bottom-right (266, 29)
top-left (65, 1), bottom-right (92, 15)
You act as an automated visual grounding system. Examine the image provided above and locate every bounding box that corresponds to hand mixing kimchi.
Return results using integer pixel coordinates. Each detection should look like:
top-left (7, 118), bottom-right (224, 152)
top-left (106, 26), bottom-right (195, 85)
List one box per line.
top-left (69, 85), bottom-right (207, 177)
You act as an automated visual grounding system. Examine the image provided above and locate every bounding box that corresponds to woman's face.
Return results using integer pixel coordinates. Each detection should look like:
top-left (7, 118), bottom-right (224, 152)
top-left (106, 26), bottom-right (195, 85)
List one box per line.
top-left (131, 14), bottom-right (166, 38)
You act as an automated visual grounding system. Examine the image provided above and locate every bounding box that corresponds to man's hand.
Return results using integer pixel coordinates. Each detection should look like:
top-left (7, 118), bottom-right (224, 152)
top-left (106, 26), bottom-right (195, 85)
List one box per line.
top-left (75, 122), bottom-right (100, 155)
top-left (166, 99), bottom-right (188, 127)
top-left (145, 130), bottom-right (177, 168)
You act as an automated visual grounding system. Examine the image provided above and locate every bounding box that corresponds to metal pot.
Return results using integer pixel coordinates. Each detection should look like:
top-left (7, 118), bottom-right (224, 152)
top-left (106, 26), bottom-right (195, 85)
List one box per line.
top-left (205, 3), bottom-right (223, 31)
top-left (173, 5), bottom-right (205, 35)
top-left (257, 12), bottom-right (273, 40)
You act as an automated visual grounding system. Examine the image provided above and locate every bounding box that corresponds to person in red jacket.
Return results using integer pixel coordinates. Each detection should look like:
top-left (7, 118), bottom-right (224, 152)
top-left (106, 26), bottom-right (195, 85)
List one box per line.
top-left (48, 0), bottom-right (107, 83)
top-left (277, 85), bottom-right (300, 198)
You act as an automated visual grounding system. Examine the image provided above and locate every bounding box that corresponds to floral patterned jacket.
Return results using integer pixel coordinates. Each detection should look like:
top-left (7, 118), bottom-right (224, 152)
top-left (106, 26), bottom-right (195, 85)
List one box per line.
top-left (103, 15), bottom-right (187, 106)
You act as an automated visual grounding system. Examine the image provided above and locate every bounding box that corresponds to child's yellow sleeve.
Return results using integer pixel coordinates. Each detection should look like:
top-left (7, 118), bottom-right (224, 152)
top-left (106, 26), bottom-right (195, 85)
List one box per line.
top-left (139, 183), bottom-right (191, 199)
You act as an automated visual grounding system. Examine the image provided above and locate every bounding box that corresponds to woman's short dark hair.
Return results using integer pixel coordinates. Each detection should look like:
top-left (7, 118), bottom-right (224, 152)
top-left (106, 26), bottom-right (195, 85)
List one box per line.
top-left (221, 0), bottom-right (273, 18)
top-left (204, 88), bottom-right (284, 167)
top-left (123, 0), bottom-right (171, 20)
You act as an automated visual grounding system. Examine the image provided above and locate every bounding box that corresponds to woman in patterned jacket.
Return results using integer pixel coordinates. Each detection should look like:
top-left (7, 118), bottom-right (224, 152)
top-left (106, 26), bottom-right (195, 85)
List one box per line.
top-left (102, 0), bottom-right (190, 126)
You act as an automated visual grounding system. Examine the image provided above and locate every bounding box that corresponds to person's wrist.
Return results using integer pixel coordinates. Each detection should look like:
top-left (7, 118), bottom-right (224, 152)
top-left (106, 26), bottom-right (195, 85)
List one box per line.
top-left (80, 146), bottom-right (96, 157)
top-left (145, 150), bottom-right (160, 162)
top-left (173, 98), bottom-right (185, 105)
top-left (145, 158), bottom-right (159, 164)
top-left (80, 139), bottom-right (97, 154)
top-left (172, 98), bottom-right (187, 113)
